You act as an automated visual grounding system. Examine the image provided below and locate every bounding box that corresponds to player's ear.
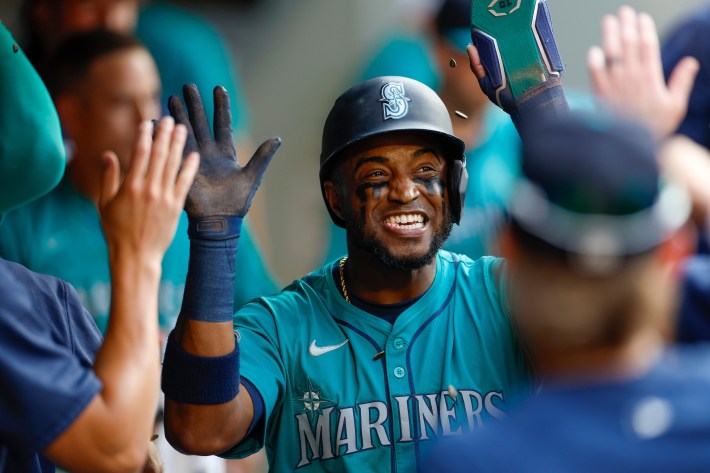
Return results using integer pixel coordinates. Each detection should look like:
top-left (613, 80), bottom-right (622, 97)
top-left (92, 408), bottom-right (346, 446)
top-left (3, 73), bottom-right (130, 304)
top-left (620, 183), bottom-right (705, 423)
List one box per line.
top-left (323, 180), bottom-right (345, 221)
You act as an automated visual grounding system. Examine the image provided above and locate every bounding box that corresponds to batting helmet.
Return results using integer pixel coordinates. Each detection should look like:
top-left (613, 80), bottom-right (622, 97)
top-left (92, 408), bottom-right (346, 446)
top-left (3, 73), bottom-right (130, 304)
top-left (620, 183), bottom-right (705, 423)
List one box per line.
top-left (320, 76), bottom-right (467, 228)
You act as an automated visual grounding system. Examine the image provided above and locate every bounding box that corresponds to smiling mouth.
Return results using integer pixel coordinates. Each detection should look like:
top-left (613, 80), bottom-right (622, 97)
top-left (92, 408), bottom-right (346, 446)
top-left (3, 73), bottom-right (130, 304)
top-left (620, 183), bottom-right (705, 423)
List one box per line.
top-left (383, 213), bottom-right (426, 230)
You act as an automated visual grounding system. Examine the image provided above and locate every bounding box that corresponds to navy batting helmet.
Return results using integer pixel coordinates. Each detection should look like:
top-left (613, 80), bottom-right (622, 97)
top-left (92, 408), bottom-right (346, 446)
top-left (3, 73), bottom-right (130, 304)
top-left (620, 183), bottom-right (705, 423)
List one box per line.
top-left (319, 76), bottom-right (467, 227)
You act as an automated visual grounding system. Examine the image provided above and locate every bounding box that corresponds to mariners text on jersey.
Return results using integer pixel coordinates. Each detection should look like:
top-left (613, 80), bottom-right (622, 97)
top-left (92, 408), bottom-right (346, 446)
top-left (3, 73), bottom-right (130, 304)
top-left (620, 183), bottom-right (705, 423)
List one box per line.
top-left (295, 386), bottom-right (506, 467)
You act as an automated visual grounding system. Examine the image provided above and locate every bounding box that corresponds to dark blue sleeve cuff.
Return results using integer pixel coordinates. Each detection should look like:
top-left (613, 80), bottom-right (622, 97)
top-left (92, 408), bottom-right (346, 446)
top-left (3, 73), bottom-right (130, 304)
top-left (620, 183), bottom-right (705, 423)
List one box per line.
top-left (241, 378), bottom-right (265, 437)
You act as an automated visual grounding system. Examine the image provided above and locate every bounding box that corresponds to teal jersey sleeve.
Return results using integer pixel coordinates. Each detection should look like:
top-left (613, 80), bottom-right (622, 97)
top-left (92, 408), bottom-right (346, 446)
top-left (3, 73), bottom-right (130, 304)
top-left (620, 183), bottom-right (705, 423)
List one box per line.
top-left (220, 252), bottom-right (529, 471)
top-left (135, 1), bottom-right (251, 135)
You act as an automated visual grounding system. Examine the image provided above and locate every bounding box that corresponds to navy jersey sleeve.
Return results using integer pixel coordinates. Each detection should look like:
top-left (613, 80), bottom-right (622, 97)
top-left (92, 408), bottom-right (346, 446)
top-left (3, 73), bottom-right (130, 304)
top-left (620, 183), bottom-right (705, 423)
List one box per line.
top-left (0, 260), bottom-right (102, 452)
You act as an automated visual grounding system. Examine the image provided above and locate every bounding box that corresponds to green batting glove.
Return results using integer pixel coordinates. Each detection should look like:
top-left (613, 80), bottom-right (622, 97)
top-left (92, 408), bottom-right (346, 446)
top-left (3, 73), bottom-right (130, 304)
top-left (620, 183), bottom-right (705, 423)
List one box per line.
top-left (471, 0), bottom-right (568, 124)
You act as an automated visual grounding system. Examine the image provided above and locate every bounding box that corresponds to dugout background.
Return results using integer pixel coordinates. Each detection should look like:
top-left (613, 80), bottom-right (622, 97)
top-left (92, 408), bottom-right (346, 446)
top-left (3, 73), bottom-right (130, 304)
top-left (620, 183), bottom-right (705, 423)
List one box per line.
top-left (0, 0), bottom-right (704, 285)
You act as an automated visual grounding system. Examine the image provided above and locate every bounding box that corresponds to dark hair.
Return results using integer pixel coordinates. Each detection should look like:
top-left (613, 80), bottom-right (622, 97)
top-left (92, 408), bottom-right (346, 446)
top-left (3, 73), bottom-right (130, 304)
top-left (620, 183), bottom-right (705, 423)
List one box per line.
top-left (44, 29), bottom-right (145, 98)
top-left (434, 0), bottom-right (470, 35)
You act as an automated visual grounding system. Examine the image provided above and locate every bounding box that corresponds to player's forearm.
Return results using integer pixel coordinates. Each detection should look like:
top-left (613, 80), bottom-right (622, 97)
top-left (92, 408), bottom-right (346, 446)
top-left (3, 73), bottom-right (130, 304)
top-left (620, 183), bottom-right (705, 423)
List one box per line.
top-left (508, 78), bottom-right (569, 135)
top-left (90, 253), bottom-right (162, 461)
top-left (164, 382), bottom-right (254, 455)
top-left (59, 254), bottom-right (161, 471)
top-left (162, 237), bottom-right (254, 454)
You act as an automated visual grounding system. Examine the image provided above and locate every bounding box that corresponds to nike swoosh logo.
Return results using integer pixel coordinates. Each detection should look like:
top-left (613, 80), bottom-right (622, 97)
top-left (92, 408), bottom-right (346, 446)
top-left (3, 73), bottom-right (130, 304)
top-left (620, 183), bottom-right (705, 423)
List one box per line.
top-left (309, 339), bottom-right (349, 357)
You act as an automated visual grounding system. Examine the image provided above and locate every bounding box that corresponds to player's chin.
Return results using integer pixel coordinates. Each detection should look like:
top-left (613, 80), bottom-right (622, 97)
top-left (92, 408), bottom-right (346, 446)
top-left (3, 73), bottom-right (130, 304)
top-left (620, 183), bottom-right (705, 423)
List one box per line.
top-left (375, 241), bottom-right (440, 271)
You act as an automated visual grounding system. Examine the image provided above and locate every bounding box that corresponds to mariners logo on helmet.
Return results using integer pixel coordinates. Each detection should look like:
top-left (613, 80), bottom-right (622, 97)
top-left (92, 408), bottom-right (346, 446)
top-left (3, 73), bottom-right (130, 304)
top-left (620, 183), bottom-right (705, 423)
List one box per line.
top-left (379, 82), bottom-right (411, 120)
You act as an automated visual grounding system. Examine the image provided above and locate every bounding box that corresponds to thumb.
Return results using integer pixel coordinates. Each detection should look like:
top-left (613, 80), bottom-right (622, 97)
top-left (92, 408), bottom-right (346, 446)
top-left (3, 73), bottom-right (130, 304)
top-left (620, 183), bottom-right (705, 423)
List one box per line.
top-left (243, 137), bottom-right (282, 184)
top-left (668, 56), bottom-right (700, 110)
top-left (99, 151), bottom-right (120, 210)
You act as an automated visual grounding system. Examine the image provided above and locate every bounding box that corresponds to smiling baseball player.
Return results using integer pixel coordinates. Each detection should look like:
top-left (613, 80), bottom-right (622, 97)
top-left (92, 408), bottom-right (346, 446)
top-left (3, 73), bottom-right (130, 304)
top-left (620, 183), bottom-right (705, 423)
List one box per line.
top-left (158, 0), bottom-right (575, 470)
top-left (160, 77), bottom-right (530, 472)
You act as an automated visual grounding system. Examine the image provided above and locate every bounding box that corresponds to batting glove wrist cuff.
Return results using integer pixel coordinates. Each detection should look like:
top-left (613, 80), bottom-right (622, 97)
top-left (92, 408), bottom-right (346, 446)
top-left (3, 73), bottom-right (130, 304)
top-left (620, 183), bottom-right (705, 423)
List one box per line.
top-left (188, 215), bottom-right (243, 241)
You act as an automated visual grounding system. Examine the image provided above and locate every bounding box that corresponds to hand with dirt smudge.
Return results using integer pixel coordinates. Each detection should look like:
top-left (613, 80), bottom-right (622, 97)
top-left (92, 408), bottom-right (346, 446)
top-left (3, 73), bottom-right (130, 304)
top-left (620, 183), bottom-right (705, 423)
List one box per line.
top-left (168, 84), bottom-right (281, 218)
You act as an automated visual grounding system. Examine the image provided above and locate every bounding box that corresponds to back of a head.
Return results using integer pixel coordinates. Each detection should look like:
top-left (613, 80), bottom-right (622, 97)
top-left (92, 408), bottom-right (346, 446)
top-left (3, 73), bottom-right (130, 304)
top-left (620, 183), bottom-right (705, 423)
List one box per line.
top-left (44, 28), bottom-right (145, 100)
top-left (506, 111), bottom-right (691, 352)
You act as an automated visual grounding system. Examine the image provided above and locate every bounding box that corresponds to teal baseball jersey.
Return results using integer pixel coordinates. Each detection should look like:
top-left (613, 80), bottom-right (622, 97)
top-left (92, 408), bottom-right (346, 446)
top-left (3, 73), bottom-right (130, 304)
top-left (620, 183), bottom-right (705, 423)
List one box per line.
top-left (0, 175), bottom-right (277, 333)
top-left (225, 251), bottom-right (529, 472)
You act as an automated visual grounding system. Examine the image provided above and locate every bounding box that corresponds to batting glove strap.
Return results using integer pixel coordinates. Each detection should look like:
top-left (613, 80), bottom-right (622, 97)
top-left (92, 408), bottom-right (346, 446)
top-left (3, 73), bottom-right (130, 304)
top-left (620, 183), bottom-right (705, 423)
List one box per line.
top-left (182, 238), bottom-right (237, 323)
top-left (162, 331), bottom-right (240, 405)
top-left (188, 215), bottom-right (243, 240)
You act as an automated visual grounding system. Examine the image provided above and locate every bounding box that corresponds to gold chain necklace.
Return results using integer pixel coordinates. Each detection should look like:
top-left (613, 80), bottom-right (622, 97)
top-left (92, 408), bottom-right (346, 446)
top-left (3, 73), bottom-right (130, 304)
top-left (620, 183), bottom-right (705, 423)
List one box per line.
top-left (339, 256), bottom-right (350, 303)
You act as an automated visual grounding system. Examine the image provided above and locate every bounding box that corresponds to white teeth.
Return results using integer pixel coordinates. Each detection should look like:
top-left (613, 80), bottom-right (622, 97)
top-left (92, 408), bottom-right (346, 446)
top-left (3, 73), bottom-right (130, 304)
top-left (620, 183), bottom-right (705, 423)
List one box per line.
top-left (385, 214), bottom-right (425, 227)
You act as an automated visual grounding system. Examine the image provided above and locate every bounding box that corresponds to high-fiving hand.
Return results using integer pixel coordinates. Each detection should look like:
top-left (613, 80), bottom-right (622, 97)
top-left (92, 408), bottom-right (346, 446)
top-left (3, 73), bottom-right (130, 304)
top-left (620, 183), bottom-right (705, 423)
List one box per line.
top-left (587, 6), bottom-right (699, 138)
top-left (168, 84), bottom-right (281, 220)
top-left (98, 117), bottom-right (199, 262)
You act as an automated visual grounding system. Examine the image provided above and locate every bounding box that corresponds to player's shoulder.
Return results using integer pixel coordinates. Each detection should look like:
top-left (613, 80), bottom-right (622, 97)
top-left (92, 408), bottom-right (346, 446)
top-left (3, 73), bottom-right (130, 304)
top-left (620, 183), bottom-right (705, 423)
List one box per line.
top-left (0, 258), bottom-right (79, 336)
top-left (0, 258), bottom-right (66, 297)
top-left (438, 250), bottom-right (505, 280)
top-left (237, 263), bottom-right (334, 317)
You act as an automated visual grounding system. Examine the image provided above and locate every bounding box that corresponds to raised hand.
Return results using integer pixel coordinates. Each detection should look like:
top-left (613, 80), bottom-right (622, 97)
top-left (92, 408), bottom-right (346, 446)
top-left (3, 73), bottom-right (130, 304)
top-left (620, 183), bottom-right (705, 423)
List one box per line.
top-left (98, 117), bottom-right (199, 262)
top-left (469, 0), bottom-right (565, 115)
top-left (168, 84), bottom-right (281, 223)
top-left (587, 6), bottom-right (699, 138)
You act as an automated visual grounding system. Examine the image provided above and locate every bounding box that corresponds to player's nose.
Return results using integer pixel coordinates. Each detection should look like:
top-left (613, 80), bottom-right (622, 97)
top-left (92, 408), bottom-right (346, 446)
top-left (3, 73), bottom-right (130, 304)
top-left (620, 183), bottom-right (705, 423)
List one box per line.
top-left (387, 175), bottom-right (420, 204)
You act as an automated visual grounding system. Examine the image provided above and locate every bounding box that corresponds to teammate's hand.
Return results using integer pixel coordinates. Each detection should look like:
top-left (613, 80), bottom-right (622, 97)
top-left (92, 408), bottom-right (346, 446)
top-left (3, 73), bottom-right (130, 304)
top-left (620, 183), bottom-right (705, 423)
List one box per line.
top-left (587, 6), bottom-right (699, 138)
top-left (168, 84), bottom-right (281, 219)
top-left (98, 117), bottom-right (199, 262)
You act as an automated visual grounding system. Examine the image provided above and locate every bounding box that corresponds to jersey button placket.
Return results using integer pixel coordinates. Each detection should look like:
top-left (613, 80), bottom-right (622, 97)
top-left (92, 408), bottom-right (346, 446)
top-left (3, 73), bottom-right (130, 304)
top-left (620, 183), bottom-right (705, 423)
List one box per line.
top-left (386, 334), bottom-right (410, 468)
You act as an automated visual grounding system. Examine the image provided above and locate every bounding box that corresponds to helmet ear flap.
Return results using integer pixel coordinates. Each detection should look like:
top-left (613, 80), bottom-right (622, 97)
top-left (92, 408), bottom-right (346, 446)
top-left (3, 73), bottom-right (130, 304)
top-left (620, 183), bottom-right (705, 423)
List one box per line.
top-left (447, 156), bottom-right (468, 224)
